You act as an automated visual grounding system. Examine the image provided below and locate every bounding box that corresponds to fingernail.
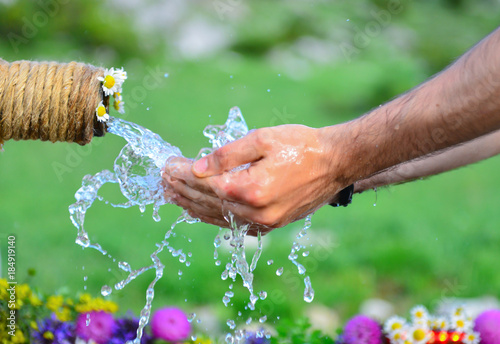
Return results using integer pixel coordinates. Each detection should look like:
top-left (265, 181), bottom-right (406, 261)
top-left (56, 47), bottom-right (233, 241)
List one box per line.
top-left (193, 158), bottom-right (207, 174)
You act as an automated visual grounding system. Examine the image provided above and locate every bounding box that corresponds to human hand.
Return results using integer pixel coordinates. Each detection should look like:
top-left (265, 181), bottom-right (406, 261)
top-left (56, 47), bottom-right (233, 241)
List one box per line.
top-left (163, 124), bottom-right (348, 235)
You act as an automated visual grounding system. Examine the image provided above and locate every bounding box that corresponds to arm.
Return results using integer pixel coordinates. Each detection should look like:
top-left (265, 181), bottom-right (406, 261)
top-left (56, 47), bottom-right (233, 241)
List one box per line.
top-left (164, 27), bottom-right (500, 233)
top-left (354, 129), bottom-right (500, 193)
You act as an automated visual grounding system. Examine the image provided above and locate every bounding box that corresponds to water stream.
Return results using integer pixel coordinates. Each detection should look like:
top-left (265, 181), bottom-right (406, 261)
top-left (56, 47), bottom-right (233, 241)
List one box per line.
top-left (69, 107), bottom-right (314, 343)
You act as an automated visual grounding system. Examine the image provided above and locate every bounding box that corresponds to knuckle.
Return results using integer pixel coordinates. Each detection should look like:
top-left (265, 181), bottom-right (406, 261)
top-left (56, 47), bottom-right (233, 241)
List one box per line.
top-left (213, 146), bottom-right (231, 168)
top-left (252, 128), bottom-right (272, 147)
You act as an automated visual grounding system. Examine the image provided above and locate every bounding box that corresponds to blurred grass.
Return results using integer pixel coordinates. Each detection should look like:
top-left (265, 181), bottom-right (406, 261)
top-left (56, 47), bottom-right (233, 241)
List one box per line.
top-left (1, 0), bottom-right (500, 333)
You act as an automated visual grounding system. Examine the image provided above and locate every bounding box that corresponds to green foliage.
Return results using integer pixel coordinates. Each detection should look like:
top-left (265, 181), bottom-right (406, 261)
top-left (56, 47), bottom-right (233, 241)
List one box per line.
top-left (1, 0), bottom-right (500, 336)
top-left (271, 317), bottom-right (335, 344)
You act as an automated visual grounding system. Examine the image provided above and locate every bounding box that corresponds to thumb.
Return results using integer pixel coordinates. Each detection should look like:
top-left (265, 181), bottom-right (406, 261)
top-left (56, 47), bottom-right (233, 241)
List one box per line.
top-left (193, 135), bottom-right (264, 177)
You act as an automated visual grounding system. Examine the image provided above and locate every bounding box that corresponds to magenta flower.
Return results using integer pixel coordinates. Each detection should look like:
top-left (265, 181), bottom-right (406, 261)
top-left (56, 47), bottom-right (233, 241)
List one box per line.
top-left (76, 311), bottom-right (115, 344)
top-left (151, 307), bottom-right (191, 342)
top-left (474, 309), bottom-right (500, 344)
top-left (343, 315), bottom-right (383, 344)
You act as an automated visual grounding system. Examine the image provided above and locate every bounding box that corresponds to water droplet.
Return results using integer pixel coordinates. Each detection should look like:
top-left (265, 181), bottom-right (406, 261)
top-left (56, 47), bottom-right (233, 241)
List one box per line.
top-left (259, 315), bottom-right (267, 323)
top-left (226, 319), bottom-right (236, 330)
top-left (276, 267), bottom-right (284, 276)
top-left (191, 335), bottom-right (197, 341)
top-left (83, 275), bottom-right (88, 281)
top-left (267, 89), bottom-right (270, 92)
top-left (188, 313), bottom-right (196, 323)
top-left (302, 251), bottom-right (310, 257)
top-left (246, 317), bottom-right (252, 325)
top-left (146, 107), bottom-right (150, 111)
top-left (215, 260), bottom-right (221, 266)
top-left (303, 275), bottom-right (315, 303)
top-left (101, 285), bottom-right (112, 297)
top-left (178, 270), bottom-right (182, 276)
top-left (267, 259), bottom-right (273, 265)
top-left (346, 18), bottom-right (350, 21)
top-left (164, 73), bottom-right (169, 78)
top-left (259, 290), bottom-right (267, 300)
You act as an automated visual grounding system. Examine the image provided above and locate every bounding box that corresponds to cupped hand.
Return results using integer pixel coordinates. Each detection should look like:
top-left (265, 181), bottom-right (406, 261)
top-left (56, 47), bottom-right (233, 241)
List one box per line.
top-left (163, 124), bottom-right (345, 235)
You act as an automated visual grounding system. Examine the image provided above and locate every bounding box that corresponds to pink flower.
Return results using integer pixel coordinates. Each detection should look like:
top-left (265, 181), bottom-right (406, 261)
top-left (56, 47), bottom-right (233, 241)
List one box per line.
top-left (151, 307), bottom-right (191, 342)
top-left (343, 315), bottom-right (383, 344)
top-left (474, 309), bottom-right (500, 344)
top-left (76, 311), bottom-right (115, 344)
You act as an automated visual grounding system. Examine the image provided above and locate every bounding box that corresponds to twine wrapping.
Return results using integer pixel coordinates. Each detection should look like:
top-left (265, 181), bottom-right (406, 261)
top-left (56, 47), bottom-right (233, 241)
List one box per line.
top-left (0, 58), bottom-right (108, 146)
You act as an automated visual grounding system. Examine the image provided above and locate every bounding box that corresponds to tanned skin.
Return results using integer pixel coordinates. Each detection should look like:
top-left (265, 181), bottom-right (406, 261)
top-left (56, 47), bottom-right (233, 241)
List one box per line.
top-left (163, 27), bottom-right (500, 235)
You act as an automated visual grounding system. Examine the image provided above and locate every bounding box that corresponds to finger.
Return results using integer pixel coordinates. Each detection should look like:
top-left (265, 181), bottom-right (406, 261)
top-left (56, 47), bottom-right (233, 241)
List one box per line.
top-left (170, 180), bottom-right (224, 217)
top-left (192, 129), bottom-right (269, 177)
top-left (165, 157), bottom-right (218, 196)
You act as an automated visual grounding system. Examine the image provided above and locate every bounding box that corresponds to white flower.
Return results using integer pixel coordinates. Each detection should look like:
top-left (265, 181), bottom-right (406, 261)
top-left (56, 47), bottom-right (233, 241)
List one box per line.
top-left (113, 98), bottom-right (125, 114)
top-left (95, 101), bottom-right (109, 122)
top-left (384, 316), bottom-right (407, 334)
top-left (452, 305), bottom-right (466, 318)
top-left (410, 305), bottom-right (429, 324)
top-left (408, 325), bottom-right (430, 344)
top-left (387, 329), bottom-right (405, 344)
top-left (76, 338), bottom-right (97, 344)
top-left (97, 67), bottom-right (126, 96)
top-left (463, 330), bottom-right (481, 344)
top-left (451, 315), bottom-right (473, 332)
top-left (432, 316), bottom-right (449, 331)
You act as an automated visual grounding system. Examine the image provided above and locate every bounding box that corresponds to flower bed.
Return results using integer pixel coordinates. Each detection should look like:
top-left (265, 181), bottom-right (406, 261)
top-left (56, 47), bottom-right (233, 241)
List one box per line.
top-left (1, 278), bottom-right (499, 344)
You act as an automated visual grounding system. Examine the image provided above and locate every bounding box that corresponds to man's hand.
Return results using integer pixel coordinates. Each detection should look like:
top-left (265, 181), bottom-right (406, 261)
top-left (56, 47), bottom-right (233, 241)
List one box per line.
top-left (163, 125), bottom-right (346, 235)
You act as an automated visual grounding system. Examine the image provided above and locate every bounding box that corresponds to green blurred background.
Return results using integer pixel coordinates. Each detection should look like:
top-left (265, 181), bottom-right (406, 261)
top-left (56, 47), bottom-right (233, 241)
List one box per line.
top-left (1, 0), bottom-right (500, 336)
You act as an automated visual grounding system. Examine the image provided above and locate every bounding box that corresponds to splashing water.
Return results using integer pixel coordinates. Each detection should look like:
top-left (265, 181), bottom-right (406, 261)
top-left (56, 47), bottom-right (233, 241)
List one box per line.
top-left (69, 106), bottom-right (315, 344)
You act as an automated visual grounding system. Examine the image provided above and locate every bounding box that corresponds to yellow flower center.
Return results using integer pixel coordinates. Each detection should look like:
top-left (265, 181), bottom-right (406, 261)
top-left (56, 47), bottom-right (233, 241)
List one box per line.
top-left (114, 100), bottom-right (121, 111)
top-left (391, 323), bottom-right (402, 330)
top-left (456, 319), bottom-right (464, 328)
top-left (43, 331), bottom-right (54, 340)
top-left (97, 106), bottom-right (107, 118)
top-left (416, 310), bottom-right (423, 318)
top-left (114, 92), bottom-right (121, 98)
top-left (413, 328), bottom-right (426, 341)
top-left (103, 75), bottom-right (115, 89)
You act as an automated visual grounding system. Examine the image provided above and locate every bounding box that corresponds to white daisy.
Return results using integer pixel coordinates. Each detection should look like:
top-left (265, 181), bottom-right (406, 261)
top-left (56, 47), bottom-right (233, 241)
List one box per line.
top-left (452, 305), bottom-right (466, 318)
top-left (463, 330), bottom-right (480, 344)
top-left (451, 315), bottom-right (472, 332)
top-left (410, 305), bottom-right (429, 324)
top-left (408, 325), bottom-right (430, 344)
top-left (113, 98), bottom-right (125, 114)
top-left (95, 101), bottom-right (109, 122)
top-left (387, 329), bottom-right (405, 344)
top-left (433, 317), bottom-right (449, 331)
top-left (97, 67), bottom-right (126, 96)
top-left (384, 315), bottom-right (407, 334)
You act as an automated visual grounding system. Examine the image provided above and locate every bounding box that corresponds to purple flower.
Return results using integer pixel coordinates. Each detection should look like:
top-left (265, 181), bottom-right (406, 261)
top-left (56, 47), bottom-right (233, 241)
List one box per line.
top-left (245, 330), bottom-right (270, 344)
top-left (342, 315), bottom-right (383, 344)
top-left (474, 309), bottom-right (500, 344)
top-left (109, 316), bottom-right (154, 344)
top-left (76, 311), bottom-right (115, 344)
top-left (151, 307), bottom-right (191, 342)
top-left (32, 313), bottom-right (75, 344)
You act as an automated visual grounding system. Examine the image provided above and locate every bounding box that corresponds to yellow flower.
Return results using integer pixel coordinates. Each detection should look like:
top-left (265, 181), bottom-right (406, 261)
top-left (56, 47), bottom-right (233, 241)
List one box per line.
top-left (79, 293), bottom-right (92, 304)
top-left (66, 297), bottom-right (74, 306)
top-left (0, 279), bottom-right (8, 299)
top-left (30, 321), bottom-right (38, 331)
top-left (102, 300), bottom-right (119, 313)
top-left (29, 293), bottom-right (43, 307)
top-left (56, 306), bottom-right (72, 322)
top-left (16, 284), bottom-right (31, 300)
top-left (46, 295), bottom-right (64, 312)
top-left (11, 328), bottom-right (26, 343)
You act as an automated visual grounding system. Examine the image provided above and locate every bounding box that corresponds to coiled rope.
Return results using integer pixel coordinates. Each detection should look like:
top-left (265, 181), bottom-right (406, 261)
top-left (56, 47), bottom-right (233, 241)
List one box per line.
top-left (0, 58), bottom-right (108, 146)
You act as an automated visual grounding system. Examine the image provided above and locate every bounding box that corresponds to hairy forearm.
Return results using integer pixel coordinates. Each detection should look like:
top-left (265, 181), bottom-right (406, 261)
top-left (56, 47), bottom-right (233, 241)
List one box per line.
top-left (322, 27), bottom-right (500, 187)
top-left (353, 129), bottom-right (500, 193)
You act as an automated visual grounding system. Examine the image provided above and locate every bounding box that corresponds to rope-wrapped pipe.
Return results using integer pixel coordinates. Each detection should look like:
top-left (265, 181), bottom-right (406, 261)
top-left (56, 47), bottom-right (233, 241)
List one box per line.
top-left (0, 58), bottom-right (108, 146)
